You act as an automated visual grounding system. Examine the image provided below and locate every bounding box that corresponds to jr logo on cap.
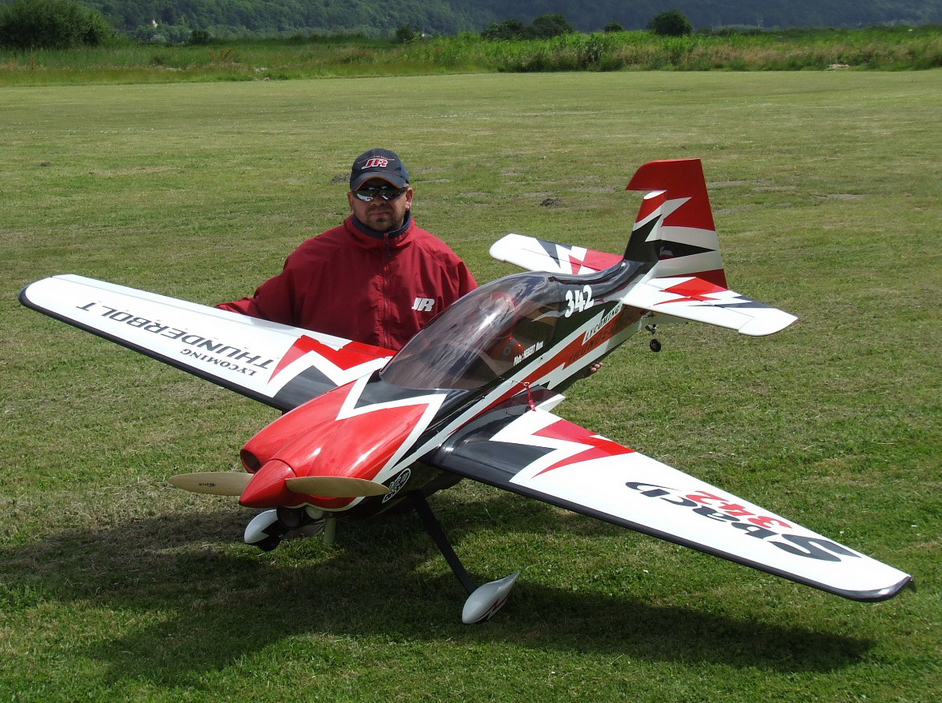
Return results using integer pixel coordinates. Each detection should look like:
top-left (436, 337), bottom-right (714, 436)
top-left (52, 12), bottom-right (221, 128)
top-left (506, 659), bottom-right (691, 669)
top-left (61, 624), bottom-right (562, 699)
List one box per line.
top-left (364, 157), bottom-right (391, 169)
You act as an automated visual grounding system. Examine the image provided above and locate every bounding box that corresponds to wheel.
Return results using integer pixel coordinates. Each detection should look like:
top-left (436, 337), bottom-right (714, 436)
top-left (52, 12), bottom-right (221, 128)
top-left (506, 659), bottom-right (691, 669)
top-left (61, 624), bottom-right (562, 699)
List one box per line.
top-left (649, 338), bottom-right (662, 352)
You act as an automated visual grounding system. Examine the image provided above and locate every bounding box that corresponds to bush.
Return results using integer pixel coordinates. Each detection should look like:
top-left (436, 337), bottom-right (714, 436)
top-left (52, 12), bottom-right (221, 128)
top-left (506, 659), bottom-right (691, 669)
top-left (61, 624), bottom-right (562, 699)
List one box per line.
top-left (648, 10), bottom-right (694, 37)
top-left (395, 24), bottom-right (416, 43)
top-left (481, 19), bottom-right (529, 40)
top-left (530, 14), bottom-right (575, 39)
top-left (188, 29), bottom-right (213, 46)
top-left (481, 14), bottom-right (575, 41)
top-left (0, 0), bottom-right (115, 49)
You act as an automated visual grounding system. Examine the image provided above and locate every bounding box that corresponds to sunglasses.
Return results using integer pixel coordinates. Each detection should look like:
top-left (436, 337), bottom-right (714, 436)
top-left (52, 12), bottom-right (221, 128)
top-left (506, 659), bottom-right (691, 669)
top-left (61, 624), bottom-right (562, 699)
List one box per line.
top-left (353, 185), bottom-right (408, 202)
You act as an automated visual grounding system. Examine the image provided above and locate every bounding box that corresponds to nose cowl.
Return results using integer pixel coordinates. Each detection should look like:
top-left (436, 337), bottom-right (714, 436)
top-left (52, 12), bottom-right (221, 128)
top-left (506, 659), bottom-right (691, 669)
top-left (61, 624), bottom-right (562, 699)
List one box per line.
top-left (237, 379), bottom-right (443, 510)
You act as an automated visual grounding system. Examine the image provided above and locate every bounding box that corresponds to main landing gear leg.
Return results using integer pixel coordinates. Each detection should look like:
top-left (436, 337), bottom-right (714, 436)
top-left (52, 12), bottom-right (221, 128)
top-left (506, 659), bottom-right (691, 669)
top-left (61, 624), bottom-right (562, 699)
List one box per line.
top-left (408, 492), bottom-right (519, 624)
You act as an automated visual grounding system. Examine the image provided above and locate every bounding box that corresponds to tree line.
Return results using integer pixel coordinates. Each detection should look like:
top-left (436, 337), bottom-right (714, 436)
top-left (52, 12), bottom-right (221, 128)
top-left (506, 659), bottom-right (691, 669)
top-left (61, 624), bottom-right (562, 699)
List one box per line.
top-left (2, 0), bottom-right (940, 47)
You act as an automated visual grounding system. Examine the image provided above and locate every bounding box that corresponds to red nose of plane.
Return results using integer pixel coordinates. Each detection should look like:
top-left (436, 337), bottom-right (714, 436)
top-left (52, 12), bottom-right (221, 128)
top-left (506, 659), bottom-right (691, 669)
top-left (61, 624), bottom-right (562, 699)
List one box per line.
top-left (238, 403), bottom-right (425, 509)
top-left (237, 379), bottom-right (444, 510)
top-left (239, 460), bottom-right (296, 508)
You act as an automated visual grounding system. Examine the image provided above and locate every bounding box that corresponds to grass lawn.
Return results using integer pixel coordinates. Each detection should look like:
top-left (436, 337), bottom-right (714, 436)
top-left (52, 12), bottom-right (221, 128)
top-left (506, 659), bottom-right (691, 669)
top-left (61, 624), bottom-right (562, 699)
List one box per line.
top-left (1, 70), bottom-right (940, 701)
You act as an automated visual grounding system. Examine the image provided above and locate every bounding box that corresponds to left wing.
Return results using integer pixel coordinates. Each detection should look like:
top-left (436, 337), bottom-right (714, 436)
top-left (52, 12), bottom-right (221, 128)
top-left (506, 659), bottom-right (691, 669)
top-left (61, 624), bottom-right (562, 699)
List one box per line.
top-left (19, 275), bottom-right (394, 412)
top-left (432, 405), bottom-right (911, 602)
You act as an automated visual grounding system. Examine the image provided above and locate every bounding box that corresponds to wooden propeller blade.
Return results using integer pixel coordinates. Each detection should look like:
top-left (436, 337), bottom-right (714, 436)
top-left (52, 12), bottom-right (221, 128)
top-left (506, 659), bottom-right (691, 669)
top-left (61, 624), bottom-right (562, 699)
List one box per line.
top-left (169, 472), bottom-right (252, 496)
top-left (285, 476), bottom-right (389, 498)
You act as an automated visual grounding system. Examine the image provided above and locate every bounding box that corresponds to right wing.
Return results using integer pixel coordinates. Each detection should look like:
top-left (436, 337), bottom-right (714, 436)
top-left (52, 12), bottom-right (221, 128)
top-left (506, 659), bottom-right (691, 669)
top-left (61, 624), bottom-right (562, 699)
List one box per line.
top-left (20, 275), bottom-right (395, 412)
top-left (431, 403), bottom-right (911, 602)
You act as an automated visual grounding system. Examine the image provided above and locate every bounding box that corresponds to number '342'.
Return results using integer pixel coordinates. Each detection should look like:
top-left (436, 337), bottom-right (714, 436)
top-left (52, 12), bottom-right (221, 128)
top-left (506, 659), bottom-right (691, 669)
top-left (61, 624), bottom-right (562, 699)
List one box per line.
top-left (564, 285), bottom-right (593, 318)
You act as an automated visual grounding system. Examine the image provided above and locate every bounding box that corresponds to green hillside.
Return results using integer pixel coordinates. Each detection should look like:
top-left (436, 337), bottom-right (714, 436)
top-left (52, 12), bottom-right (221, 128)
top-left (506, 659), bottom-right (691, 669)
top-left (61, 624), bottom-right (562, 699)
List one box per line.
top-left (58, 0), bottom-right (942, 39)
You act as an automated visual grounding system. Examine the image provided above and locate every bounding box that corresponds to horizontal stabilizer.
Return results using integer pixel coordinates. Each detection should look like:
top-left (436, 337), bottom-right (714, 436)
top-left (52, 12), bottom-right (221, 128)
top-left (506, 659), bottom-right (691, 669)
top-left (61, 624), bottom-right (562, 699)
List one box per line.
top-left (623, 275), bottom-right (797, 336)
top-left (490, 233), bottom-right (622, 275)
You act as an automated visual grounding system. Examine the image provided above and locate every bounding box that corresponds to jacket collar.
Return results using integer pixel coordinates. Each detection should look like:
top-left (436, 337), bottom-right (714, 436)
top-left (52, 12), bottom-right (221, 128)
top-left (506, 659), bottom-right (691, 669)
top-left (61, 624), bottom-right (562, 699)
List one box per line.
top-left (347, 212), bottom-right (414, 249)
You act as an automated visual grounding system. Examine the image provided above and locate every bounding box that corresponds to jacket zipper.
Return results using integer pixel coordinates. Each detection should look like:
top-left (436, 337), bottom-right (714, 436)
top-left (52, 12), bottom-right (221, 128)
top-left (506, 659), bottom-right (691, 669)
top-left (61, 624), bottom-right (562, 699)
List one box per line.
top-left (381, 233), bottom-right (391, 349)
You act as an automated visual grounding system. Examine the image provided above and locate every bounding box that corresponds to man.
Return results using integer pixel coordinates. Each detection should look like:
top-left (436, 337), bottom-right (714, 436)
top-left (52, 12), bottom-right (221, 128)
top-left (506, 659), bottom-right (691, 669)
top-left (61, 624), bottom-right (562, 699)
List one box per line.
top-left (218, 148), bottom-right (477, 351)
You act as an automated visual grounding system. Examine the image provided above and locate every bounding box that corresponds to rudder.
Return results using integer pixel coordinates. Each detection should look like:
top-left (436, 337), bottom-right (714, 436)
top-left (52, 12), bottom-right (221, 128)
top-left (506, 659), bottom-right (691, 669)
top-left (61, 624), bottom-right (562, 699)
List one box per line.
top-left (624, 159), bottom-right (727, 288)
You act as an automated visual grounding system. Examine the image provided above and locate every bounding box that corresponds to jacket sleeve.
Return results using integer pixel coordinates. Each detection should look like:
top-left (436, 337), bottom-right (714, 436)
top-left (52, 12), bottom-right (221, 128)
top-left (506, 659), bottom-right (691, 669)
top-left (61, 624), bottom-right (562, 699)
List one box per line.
top-left (455, 259), bottom-right (478, 299)
top-left (216, 296), bottom-right (258, 316)
top-left (215, 258), bottom-right (298, 326)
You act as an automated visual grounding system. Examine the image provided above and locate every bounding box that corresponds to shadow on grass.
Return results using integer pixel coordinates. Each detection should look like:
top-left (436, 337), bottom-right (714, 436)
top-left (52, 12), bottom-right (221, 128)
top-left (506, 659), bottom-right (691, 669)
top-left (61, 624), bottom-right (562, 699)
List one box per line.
top-left (0, 491), bottom-right (874, 685)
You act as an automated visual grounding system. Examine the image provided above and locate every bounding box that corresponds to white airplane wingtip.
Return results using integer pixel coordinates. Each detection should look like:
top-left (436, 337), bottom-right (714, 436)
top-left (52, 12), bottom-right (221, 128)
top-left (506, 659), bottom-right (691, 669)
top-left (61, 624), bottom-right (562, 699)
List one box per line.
top-left (738, 310), bottom-right (798, 336)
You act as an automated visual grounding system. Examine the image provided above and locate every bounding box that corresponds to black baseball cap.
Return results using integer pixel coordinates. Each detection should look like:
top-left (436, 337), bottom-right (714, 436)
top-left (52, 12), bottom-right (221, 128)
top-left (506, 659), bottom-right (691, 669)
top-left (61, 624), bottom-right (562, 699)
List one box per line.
top-left (349, 148), bottom-right (410, 190)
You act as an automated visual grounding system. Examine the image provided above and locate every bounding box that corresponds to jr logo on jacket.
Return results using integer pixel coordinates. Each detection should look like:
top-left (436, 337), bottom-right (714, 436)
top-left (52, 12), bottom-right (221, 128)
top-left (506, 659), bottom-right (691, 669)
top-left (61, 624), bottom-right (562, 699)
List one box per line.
top-left (412, 297), bottom-right (435, 312)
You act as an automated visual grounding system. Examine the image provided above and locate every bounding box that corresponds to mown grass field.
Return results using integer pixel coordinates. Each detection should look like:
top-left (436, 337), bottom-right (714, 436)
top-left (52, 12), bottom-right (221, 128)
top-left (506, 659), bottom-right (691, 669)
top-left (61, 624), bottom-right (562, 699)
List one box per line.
top-left (1, 71), bottom-right (940, 701)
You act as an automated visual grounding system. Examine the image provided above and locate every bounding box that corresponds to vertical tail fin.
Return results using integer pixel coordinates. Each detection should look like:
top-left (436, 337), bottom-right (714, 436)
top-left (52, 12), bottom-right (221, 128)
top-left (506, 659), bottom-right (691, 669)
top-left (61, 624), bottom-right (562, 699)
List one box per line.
top-left (624, 159), bottom-right (727, 288)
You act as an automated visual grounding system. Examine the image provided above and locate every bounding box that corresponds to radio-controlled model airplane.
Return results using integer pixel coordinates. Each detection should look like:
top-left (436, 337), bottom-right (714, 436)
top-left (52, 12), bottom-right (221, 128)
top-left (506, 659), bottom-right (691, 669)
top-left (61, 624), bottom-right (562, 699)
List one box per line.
top-left (20, 159), bottom-right (911, 623)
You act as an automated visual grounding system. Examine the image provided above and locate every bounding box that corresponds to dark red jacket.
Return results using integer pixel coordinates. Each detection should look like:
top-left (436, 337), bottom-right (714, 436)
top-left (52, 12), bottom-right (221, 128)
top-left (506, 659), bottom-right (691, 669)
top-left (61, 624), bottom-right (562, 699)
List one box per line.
top-left (217, 216), bottom-right (477, 351)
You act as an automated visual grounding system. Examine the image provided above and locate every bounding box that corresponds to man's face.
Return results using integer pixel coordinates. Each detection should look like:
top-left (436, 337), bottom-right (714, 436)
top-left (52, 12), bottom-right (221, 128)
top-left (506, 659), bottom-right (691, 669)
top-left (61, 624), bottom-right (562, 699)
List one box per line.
top-left (348, 178), bottom-right (414, 232)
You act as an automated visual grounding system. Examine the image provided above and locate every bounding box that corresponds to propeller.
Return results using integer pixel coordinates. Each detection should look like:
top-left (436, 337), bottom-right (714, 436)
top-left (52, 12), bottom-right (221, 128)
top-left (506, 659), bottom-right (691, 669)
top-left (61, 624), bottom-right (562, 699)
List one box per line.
top-left (285, 476), bottom-right (389, 498)
top-left (170, 472), bottom-right (389, 499)
top-left (169, 472), bottom-right (251, 495)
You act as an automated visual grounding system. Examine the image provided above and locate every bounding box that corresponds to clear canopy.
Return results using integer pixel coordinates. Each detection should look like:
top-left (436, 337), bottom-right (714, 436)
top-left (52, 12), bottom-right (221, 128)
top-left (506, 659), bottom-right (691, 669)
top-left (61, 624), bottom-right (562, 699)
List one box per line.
top-left (381, 273), bottom-right (561, 390)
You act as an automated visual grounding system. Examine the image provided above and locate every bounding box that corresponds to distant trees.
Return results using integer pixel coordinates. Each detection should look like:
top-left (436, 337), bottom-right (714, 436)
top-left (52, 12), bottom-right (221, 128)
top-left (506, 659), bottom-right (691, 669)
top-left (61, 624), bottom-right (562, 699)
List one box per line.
top-left (647, 10), bottom-right (695, 36)
top-left (481, 13), bottom-right (575, 40)
top-left (4, 0), bottom-right (939, 47)
top-left (187, 28), bottom-right (213, 45)
top-left (481, 19), bottom-right (526, 40)
top-left (531, 13), bottom-right (575, 38)
top-left (0, 0), bottom-right (115, 48)
top-left (395, 24), bottom-right (416, 43)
